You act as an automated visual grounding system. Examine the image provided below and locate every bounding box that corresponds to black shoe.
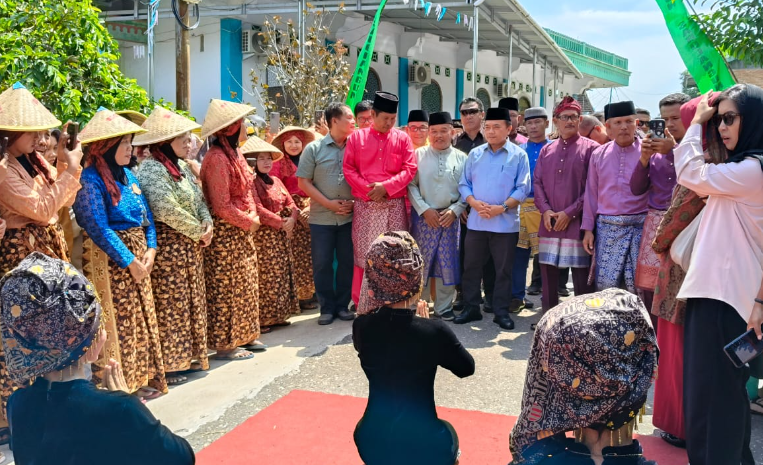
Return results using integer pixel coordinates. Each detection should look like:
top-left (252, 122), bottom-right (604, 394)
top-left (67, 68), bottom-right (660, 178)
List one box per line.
top-left (509, 298), bottom-right (525, 314)
top-left (659, 431), bottom-right (686, 449)
top-left (337, 309), bottom-right (356, 321)
top-left (348, 301), bottom-right (357, 313)
top-left (318, 314), bottom-right (335, 325)
top-left (453, 290), bottom-right (464, 311)
top-left (524, 299), bottom-right (534, 309)
top-left (439, 310), bottom-right (455, 321)
top-left (493, 315), bottom-right (515, 330)
top-left (483, 302), bottom-right (494, 313)
top-left (558, 287), bottom-right (570, 297)
top-left (526, 285), bottom-right (541, 296)
top-left (454, 307), bottom-right (482, 324)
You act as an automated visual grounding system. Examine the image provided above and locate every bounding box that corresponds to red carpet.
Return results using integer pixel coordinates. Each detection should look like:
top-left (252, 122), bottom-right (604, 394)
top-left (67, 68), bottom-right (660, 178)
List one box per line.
top-left (197, 390), bottom-right (688, 464)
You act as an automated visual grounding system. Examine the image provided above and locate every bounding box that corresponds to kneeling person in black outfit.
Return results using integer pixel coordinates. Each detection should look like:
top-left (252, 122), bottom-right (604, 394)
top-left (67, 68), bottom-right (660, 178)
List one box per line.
top-left (353, 231), bottom-right (475, 465)
top-left (1, 253), bottom-right (194, 465)
top-left (509, 288), bottom-right (659, 465)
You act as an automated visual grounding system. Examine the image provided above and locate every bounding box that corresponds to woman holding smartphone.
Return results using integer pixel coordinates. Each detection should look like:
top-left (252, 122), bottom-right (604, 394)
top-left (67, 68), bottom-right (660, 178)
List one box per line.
top-left (675, 84), bottom-right (763, 465)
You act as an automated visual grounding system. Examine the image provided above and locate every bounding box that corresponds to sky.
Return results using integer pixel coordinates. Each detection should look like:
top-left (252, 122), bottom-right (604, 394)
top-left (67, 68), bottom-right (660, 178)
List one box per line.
top-left (522, 0), bottom-right (704, 114)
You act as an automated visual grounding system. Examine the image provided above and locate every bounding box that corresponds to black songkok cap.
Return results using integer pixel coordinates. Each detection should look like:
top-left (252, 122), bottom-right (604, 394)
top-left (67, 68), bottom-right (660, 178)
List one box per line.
top-left (428, 111), bottom-right (452, 126)
top-left (498, 97), bottom-right (519, 112)
top-left (373, 91), bottom-right (399, 114)
top-left (408, 110), bottom-right (429, 123)
top-left (485, 107), bottom-right (510, 121)
top-left (604, 101), bottom-right (636, 121)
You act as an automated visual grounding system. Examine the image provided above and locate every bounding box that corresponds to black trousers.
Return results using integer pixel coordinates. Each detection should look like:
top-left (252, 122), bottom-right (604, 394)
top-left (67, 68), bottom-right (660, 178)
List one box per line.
top-left (539, 265), bottom-right (593, 311)
top-left (462, 230), bottom-right (517, 317)
top-left (683, 298), bottom-right (754, 465)
top-left (459, 221), bottom-right (496, 305)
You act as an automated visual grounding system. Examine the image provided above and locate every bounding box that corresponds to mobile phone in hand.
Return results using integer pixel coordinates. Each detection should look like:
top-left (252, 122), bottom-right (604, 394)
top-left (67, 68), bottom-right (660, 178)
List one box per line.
top-left (314, 109), bottom-right (324, 125)
top-left (649, 119), bottom-right (665, 139)
top-left (270, 112), bottom-right (280, 134)
top-left (724, 328), bottom-right (763, 368)
top-left (66, 122), bottom-right (79, 151)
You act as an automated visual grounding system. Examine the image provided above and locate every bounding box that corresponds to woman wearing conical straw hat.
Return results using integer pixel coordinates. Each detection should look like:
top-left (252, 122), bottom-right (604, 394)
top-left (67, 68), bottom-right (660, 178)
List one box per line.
top-left (72, 107), bottom-right (168, 398)
top-left (271, 126), bottom-right (318, 311)
top-left (0, 82), bottom-right (84, 441)
top-left (241, 136), bottom-right (301, 328)
top-left (199, 99), bottom-right (265, 359)
top-left (134, 107), bottom-right (213, 383)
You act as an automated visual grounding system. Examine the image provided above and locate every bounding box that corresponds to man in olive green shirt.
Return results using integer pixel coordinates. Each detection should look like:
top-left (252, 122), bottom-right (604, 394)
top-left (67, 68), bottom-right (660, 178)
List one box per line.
top-left (297, 102), bottom-right (357, 325)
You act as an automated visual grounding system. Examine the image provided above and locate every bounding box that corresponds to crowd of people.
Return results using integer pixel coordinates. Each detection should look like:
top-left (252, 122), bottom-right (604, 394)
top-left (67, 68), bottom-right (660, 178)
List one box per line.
top-left (0, 76), bottom-right (762, 465)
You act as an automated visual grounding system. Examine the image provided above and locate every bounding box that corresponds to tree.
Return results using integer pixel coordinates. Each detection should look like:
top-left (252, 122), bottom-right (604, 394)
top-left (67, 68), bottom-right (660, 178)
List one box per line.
top-left (0, 0), bottom-right (187, 123)
top-left (250, 4), bottom-right (352, 128)
top-left (681, 70), bottom-right (701, 98)
top-left (690, 0), bottom-right (763, 67)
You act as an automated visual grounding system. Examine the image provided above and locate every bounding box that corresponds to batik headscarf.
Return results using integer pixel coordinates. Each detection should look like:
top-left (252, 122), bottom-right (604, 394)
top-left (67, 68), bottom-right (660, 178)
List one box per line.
top-left (213, 119), bottom-right (249, 195)
top-left (553, 96), bottom-right (582, 117)
top-left (88, 135), bottom-right (127, 206)
top-left (364, 231), bottom-right (424, 310)
top-left (509, 288), bottom-right (658, 462)
top-left (0, 252), bottom-right (101, 384)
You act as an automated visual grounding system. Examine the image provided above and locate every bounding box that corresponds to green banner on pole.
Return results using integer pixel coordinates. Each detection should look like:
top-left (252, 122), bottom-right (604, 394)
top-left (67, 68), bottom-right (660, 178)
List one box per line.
top-left (655, 0), bottom-right (736, 93)
top-left (345, 0), bottom-right (388, 110)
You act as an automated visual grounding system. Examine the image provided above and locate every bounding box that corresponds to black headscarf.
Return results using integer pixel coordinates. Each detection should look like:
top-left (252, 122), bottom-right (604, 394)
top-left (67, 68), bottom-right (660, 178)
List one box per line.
top-left (102, 141), bottom-right (128, 185)
top-left (254, 164), bottom-right (274, 185)
top-left (722, 84), bottom-right (763, 170)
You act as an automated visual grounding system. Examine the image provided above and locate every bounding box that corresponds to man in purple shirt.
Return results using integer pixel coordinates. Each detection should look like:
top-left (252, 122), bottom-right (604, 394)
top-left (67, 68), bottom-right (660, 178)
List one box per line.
top-left (582, 101), bottom-right (649, 293)
top-left (630, 93), bottom-right (691, 314)
top-left (534, 97), bottom-right (599, 312)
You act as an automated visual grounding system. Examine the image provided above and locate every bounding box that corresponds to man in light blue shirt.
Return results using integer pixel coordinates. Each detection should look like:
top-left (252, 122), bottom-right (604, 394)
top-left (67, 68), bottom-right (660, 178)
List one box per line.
top-left (454, 107), bottom-right (531, 330)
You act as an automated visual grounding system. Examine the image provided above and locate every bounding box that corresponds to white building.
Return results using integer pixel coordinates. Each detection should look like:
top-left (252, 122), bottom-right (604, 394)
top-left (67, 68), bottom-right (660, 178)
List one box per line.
top-left (100, 0), bottom-right (631, 123)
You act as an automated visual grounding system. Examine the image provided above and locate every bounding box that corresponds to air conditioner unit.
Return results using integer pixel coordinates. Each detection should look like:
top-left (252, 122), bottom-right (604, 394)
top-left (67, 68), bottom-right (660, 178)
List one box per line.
top-left (496, 83), bottom-right (510, 97)
top-left (409, 64), bottom-right (431, 86)
top-left (241, 30), bottom-right (251, 53)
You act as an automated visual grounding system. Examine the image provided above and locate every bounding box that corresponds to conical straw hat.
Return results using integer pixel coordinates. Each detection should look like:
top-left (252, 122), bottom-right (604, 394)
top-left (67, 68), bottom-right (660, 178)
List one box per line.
top-left (240, 136), bottom-right (284, 162)
top-left (0, 83), bottom-right (61, 131)
top-left (132, 107), bottom-right (201, 146)
top-left (116, 110), bottom-right (148, 126)
top-left (271, 126), bottom-right (317, 154)
top-left (79, 107), bottom-right (147, 145)
top-left (200, 99), bottom-right (255, 139)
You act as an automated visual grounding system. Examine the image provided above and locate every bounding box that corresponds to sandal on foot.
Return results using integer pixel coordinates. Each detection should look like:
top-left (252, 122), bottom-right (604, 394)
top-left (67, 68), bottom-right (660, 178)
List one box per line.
top-left (214, 348), bottom-right (254, 361)
top-left (299, 300), bottom-right (319, 310)
top-left (136, 387), bottom-right (163, 400)
top-left (260, 326), bottom-right (273, 334)
top-left (240, 341), bottom-right (268, 352)
top-left (166, 374), bottom-right (189, 386)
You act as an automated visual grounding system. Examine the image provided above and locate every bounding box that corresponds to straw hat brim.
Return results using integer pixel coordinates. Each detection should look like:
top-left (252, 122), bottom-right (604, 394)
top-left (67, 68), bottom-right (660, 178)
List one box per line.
top-left (200, 99), bottom-right (255, 140)
top-left (241, 136), bottom-right (284, 162)
top-left (132, 107), bottom-right (201, 146)
top-left (271, 126), bottom-right (317, 154)
top-left (0, 86), bottom-right (62, 131)
top-left (116, 110), bottom-right (148, 126)
top-left (79, 109), bottom-right (147, 146)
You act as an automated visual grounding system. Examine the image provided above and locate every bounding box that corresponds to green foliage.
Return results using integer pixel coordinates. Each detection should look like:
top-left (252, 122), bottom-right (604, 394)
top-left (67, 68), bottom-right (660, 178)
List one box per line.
top-left (0, 0), bottom-right (191, 124)
top-left (250, 4), bottom-right (352, 128)
top-left (681, 70), bottom-right (701, 98)
top-left (691, 0), bottom-right (763, 67)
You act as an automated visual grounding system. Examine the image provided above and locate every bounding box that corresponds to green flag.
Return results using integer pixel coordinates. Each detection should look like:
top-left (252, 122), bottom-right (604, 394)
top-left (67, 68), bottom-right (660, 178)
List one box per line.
top-left (656, 0), bottom-right (736, 92)
top-left (345, 0), bottom-right (388, 110)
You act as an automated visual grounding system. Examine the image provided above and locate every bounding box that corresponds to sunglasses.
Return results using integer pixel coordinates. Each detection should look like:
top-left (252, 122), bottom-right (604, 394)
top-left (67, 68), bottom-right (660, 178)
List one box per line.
top-left (715, 112), bottom-right (741, 126)
top-left (639, 120), bottom-right (650, 126)
top-left (460, 108), bottom-right (481, 116)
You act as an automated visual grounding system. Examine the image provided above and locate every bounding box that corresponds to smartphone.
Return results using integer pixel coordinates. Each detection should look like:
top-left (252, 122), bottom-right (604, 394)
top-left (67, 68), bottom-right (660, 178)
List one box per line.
top-left (550, 217), bottom-right (557, 228)
top-left (314, 110), bottom-right (324, 125)
top-left (269, 112), bottom-right (280, 134)
top-left (66, 122), bottom-right (79, 151)
top-left (649, 119), bottom-right (665, 139)
top-left (724, 328), bottom-right (763, 368)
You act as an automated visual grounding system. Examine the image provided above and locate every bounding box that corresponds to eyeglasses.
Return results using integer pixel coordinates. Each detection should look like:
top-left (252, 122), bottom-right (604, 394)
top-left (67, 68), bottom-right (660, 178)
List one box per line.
top-left (408, 126), bottom-right (429, 133)
top-left (639, 120), bottom-right (650, 126)
top-left (716, 112), bottom-right (741, 126)
top-left (460, 108), bottom-right (481, 116)
top-left (357, 116), bottom-right (373, 124)
top-left (555, 114), bottom-right (579, 122)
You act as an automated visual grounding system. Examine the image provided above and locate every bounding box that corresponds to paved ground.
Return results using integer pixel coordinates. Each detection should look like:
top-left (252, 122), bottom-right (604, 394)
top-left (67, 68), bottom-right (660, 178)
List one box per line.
top-left (3, 289), bottom-right (762, 464)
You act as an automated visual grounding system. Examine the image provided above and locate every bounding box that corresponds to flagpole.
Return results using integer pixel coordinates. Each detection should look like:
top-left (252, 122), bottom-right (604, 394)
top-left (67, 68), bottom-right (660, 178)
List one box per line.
top-left (682, 0), bottom-right (738, 82)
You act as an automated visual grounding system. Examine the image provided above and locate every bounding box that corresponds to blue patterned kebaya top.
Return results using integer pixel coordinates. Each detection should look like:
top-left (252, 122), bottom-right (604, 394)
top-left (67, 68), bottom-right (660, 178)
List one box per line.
top-left (73, 166), bottom-right (157, 269)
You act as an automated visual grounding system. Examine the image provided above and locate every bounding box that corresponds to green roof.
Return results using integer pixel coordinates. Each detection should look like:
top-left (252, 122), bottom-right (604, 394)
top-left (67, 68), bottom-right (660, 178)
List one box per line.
top-left (545, 29), bottom-right (631, 87)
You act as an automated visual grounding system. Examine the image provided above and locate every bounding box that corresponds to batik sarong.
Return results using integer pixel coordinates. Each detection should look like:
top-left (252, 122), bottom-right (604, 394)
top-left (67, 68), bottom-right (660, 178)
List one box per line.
top-left (410, 210), bottom-right (460, 286)
top-left (538, 237), bottom-right (590, 269)
top-left (518, 198), bottom-right (541, 255)
top-left (594, 214), bottom-right (646, 293)
top-left (292, 194), bottom-right (315, 301)
top-left (353, 198), bottom-right (408, 314)
top-left (634, 209), bottom-right (665, 292)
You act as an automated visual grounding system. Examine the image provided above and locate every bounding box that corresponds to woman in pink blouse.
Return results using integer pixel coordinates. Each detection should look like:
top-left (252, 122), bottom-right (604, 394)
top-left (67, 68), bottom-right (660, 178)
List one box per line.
top-left (199, 100), bottom-right (265, 360)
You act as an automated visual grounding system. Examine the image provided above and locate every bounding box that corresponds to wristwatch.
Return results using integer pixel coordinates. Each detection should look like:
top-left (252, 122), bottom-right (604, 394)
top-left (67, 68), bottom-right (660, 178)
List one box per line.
top-left (501, 202), bottom-right (510, 212)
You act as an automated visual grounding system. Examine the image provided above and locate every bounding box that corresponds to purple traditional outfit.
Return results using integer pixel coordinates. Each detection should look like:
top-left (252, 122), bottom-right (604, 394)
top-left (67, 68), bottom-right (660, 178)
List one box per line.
top-left (582, 137), bottom-right (649, 293)
top-left (534, 133), bottom-right (598, 311)
top-left (408, 143), bottom-right (467, 316)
